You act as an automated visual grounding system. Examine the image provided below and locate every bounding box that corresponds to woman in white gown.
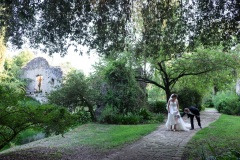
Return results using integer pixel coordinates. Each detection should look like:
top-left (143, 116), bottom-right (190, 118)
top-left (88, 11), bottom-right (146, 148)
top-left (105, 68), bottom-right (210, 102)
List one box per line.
top-left (165, 94), bottom-right (190, 131)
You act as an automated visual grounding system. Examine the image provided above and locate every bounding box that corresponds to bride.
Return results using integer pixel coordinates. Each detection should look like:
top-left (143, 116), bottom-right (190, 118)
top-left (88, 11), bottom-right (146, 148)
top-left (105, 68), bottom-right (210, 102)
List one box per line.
top-left (165, 94), bottom-right (190, 131)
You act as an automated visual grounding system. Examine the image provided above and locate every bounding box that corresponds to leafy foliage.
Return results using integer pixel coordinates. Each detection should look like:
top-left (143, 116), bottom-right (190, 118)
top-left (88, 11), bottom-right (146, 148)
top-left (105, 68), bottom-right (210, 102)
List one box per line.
top-left (195, 0), bottom-right (240, 50)
top-left (12, 50), bottom-right (34, 68)
top-left (103, 59), bottom-right (147, 114)
top-left (1, 1), bottom-right (239, 55)
top-left (183, 114), bottom-right (240, 159)
top-left (72, 110), bottom-right (91, 124)
top-left (212, 90), bottom-right (240, 115)
top-left (0, 76), bottom-right (75, 150)
top-left (97, 104), bottom-right (142, 124)
top-left (47, 70), bottom-right (96, 121)
top-left (1, 0), bottom-right (131, 56)
top-left (177, 87), bottom-right (203, 111)
top-left (148, 100), bottom-right (168, 114)
top-left (97, 104), bottom-right (163, 124)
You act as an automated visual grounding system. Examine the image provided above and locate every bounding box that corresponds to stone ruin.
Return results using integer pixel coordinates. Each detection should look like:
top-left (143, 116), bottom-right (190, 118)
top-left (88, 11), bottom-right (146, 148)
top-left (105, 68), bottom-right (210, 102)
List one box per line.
top-left (21, 57), bottom-right (63, 103)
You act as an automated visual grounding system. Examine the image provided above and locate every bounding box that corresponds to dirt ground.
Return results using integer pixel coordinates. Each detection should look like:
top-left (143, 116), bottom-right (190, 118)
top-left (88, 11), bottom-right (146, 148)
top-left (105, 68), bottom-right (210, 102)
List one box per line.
top-left (0, 146), bottom-right (119, 160)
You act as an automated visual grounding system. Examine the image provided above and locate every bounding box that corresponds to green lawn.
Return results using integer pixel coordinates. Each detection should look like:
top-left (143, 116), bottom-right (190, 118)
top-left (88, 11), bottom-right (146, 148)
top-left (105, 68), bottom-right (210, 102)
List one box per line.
top-left (182, 114), bottom-right (240, 160)
top-left (62, 123), bottom-right (159, 149)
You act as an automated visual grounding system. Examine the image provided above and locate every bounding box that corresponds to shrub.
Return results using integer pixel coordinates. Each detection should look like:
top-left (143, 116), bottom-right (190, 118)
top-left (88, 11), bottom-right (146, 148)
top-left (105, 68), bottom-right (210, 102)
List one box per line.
top-left (47, 70), bottom-right (96, 121)
top-left (119, 113), bottom-right (143, 125)
top-left (148, 101), bottom-right (167, 114)
top-left (99, 112), bottom-right (143, 125)
top-left (212, 91), bottom-right (240, 115)
top-left (73, 110), bottom-right (91, 124)
top-left (150, 113), bottom-right (165, 123)
top-left (177, 87), bottom-right (203, 111)
top-left (97, 104), bottom-right (117, 124)
top-left (202, 96), bottom-right (214, 108)
top-left (138, 108), bottom-right (152, 120)
top-left (15, 129), bottom-right (45, 145)
top-left (98, 104), bottom-right (164, 124)
top-left (103, 60), bottom-right (147, 114)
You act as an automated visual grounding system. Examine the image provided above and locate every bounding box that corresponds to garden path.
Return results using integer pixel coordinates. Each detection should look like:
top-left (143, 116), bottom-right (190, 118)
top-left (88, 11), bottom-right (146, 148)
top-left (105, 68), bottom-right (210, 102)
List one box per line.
top-left (102, 109), bottom-right (221, 160)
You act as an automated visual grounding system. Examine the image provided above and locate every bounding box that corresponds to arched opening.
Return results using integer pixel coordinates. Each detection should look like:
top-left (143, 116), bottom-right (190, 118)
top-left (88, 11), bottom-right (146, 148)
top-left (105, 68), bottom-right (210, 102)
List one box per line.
top-left (36, 75), bottom-right (43, 92)
top-left (51, 78), bottom-right (55, 86)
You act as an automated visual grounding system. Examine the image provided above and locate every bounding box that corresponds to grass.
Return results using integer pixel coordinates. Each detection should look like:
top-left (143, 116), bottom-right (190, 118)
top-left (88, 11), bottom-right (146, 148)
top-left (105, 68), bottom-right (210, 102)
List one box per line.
top-left (60, 123), bottom-right (159, 149)
top-left (182, 114), bottom-right (240, 160)
top-left (1, 123), bottom-right (159, 153)
top-left (1, 128), bottom-right (44, 151)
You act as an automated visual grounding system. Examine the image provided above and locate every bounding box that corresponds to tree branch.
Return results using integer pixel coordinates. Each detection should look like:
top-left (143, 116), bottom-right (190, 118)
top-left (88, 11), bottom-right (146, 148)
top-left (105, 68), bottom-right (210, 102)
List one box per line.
top-left (135, 76), bottom-right (165, 90)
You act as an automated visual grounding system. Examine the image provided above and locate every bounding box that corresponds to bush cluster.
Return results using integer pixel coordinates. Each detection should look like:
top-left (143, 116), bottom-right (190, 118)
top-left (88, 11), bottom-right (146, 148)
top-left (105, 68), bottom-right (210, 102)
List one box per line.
top-left (73, 110), bottom-right (92, 124)
top-left (202, 96), bottom-right (214, 108)
top-left (103, 60), bottom-right (147, 114)
top-left (98, 105), bottom-right (164, 124)
top-left (212, 91), bottom-right (240, 115)
top-left (148, 101), bottom-right (168, 114)
top-left (177, 87), bottom-right (203, 111)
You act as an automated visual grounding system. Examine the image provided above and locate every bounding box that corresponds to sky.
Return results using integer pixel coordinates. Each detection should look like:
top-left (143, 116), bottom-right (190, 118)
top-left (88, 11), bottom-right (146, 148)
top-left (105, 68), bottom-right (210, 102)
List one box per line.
top-left (7, 46), bottom-right (100, 76)
top-left (37, 51), bottom-right (99, 75)
top-left (8, 42), bottom-right (99, 75)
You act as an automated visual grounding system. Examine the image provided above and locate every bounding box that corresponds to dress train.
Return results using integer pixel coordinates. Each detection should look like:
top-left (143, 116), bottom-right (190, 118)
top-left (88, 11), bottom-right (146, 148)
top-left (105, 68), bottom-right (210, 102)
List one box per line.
top-left (165, 113), bottom-right (191, 131)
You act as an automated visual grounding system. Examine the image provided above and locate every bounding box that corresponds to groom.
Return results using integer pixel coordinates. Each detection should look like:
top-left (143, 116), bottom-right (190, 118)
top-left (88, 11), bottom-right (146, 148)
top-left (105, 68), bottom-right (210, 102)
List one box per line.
top-left (182, 106), bottom-right (202, 130)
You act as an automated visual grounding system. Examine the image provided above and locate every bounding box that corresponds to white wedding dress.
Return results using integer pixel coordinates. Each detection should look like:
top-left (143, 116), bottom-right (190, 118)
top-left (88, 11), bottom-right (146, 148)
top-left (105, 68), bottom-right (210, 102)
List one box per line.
top-left (165, 101), bottom-right (190, 131)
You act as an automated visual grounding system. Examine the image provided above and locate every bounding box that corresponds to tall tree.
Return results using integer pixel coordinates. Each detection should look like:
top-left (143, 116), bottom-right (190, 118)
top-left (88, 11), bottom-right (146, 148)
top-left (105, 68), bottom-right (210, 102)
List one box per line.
top-left (1, 0), bottom-right (239, 100)
top-left (47, 70), bottom-right (96, 121)
top-left (0, 0), bottom-right (131, 56)
top-left (134, 0), bottom-right (240, 100)
top-left (194, 0), bottom-right (240, 50)
top-left (0, 71), bottom-right (75, 150)
top-left (1, 0), bottom-right (238, 56)
top-left (13, 50), bottom-right (34, 67)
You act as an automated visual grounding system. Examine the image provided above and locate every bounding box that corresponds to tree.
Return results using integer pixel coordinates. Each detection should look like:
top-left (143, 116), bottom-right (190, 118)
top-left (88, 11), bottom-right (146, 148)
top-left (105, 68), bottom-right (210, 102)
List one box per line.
top-left (137, 47), bottom-right (240, 101)
top-left (0, 51), bottom-right (75, 150)
top-left (1, 0), bottom-right (239, 101)
top-left (133, 1), bottom-right (240, 101)
top-left (1, 0), bottom-right (238, 56)
top-left (0, 75), bottom-right (75, 150)
top-left (0, 0), bottom-right (131, 56)
top-left (13, 50), bottom-right (34, 68)
top-left (102, 59), bottom-right (147, 114)
top-left (193, 0), bottom-right (240, 50)
top-left (47, 70), bottom-right (96, 121)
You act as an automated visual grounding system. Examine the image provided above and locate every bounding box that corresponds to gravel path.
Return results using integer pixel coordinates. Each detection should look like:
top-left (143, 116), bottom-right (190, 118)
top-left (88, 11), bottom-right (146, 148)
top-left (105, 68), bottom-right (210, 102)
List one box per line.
top-left (0, 109), bottom-right (220, 160)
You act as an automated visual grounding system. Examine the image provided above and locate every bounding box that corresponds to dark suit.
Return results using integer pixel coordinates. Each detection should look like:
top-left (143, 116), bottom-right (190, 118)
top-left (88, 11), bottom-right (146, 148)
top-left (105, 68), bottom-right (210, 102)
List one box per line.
top-left (182, 106), bottom-right (202, 129)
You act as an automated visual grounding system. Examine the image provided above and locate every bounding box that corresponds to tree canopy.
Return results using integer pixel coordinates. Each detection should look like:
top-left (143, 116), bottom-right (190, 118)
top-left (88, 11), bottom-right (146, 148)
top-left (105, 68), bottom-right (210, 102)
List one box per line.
top-left (47, 70), bottom-right (96, 121)
top-left (0, 0), bottom-right (131, 56)
top-left (0, 0), bottom-right (239, 56)
top-left (0, 72), bottom-right (75, 150)
top-left (0, 0), bottom-right (239, 101)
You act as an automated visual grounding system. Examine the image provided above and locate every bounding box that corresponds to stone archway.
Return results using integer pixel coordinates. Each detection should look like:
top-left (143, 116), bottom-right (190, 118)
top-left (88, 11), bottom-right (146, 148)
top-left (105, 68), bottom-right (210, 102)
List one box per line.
top-left (36, 75), bottom-right (43, 93)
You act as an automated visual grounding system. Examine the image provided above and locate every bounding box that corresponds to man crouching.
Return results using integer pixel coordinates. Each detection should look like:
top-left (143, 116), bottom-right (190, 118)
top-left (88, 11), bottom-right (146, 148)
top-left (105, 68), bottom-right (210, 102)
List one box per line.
top-left (182, 106), bottom-right (202, 130)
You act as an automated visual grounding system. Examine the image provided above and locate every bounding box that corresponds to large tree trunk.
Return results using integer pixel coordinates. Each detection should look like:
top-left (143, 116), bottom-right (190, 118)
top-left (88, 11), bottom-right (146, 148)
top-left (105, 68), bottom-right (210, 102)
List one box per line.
top-left (83, 97), bottom-right (96, 122)
top-left (165, 86), bottom-right (171, 102)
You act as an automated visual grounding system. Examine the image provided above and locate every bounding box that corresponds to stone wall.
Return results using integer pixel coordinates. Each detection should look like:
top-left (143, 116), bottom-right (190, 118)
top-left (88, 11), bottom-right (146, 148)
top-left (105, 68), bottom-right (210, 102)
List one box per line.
top-left (21, 57), bottom-right (63, 103)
